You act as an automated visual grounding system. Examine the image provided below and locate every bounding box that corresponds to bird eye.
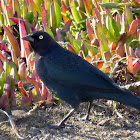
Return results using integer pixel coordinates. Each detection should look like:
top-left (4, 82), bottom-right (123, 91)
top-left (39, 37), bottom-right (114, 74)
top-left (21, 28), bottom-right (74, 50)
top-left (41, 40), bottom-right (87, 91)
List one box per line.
top-left (39, 35), bottom-right (43, 40)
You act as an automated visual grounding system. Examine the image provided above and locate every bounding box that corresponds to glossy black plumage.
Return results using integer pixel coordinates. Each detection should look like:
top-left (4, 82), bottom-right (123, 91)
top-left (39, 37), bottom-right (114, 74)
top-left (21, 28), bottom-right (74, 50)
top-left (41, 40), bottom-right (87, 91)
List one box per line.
top-left (23, 31), bottom-right (140, 127)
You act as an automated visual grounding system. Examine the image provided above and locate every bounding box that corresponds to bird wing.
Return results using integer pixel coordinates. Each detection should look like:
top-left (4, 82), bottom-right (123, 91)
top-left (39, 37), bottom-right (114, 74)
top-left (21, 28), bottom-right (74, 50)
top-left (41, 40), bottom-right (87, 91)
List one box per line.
top-left (42, 48), bottom-right (119, 91)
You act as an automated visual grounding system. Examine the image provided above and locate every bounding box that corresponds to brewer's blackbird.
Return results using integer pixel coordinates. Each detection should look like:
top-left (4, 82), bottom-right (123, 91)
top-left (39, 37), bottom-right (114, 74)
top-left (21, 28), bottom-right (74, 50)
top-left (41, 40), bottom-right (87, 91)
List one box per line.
top-left (23, 31), bottom-right (140, 127)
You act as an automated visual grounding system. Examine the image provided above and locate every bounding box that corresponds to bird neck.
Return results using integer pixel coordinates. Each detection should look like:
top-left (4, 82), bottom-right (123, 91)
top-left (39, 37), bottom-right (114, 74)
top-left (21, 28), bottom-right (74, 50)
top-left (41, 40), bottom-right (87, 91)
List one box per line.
top-left (35, 41), bottom-right (59, 56)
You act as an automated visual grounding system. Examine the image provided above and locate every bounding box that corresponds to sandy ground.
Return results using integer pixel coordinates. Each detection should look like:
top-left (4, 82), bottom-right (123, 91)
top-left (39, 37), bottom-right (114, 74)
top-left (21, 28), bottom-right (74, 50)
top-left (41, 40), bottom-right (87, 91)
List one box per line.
top-left (0, 100), bottom-right (140, 140)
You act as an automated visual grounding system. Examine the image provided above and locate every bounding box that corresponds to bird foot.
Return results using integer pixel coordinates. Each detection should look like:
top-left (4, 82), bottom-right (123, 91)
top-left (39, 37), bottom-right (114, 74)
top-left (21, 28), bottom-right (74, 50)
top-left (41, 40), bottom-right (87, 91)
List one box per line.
top-left (79, 114), bottom-right (90, 121)
top-left (48, 122), bottom-right (65, 129)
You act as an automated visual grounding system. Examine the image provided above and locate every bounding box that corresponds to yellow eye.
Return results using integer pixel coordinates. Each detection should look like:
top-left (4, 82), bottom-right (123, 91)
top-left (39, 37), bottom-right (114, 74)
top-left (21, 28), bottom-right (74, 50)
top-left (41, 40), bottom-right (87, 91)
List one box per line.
top-left (39, 35), bottom-right (43, 40)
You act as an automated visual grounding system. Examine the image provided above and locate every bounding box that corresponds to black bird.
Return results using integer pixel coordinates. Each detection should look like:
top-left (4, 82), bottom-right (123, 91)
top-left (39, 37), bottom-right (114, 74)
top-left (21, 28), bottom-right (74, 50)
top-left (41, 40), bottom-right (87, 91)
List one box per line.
top-left (23, 31), bottom-right (140, 127)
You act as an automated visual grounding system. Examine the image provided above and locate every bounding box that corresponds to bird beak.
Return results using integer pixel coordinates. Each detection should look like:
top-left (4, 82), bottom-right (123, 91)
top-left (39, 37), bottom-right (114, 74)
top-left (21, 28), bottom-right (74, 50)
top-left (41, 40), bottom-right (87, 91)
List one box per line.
top-left (22, 35), bottom-right (34, 42)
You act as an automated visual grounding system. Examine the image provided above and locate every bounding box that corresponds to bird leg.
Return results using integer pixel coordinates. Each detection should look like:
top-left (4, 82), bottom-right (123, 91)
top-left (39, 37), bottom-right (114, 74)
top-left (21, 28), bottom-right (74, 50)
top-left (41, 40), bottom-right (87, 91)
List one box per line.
top-left (56, 108), bottom-right (76, 128)
top-left (80, 101), bottom-right (93, 121)
top-left (86, 100), bottom-right (93, 120)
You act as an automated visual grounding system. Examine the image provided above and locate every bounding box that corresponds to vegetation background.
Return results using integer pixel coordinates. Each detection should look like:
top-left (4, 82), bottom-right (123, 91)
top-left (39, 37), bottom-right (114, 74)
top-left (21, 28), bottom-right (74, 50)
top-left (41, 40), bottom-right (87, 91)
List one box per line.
top-left (0, 0), bottom-right (140, 139)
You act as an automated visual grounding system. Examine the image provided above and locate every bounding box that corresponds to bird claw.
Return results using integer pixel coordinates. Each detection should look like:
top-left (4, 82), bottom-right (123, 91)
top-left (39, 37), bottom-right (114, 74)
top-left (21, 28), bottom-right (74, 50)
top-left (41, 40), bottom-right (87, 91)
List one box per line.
top-left (79, 114), bottom-right (90, 121)
top-left (48, 123), bottom-right (65, 129)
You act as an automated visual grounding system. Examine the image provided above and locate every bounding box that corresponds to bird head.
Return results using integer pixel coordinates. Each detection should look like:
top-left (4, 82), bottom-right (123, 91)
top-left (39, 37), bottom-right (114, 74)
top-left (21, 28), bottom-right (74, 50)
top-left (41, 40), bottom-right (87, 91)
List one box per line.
top-left (22, 31), bottom-right (55, 55)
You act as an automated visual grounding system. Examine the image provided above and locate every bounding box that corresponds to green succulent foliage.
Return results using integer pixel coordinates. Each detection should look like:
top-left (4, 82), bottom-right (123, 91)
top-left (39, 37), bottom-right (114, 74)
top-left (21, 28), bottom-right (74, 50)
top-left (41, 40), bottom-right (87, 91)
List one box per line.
top-left (0, 0), bottom-right (139, 109)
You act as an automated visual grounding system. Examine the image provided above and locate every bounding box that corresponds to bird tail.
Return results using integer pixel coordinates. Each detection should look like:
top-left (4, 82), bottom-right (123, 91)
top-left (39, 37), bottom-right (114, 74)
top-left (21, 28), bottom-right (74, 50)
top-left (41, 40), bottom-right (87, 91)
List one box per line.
top-left (116, 89), bottom-right (140, 111)
top-left (91, 89), bottom-right (140, 111)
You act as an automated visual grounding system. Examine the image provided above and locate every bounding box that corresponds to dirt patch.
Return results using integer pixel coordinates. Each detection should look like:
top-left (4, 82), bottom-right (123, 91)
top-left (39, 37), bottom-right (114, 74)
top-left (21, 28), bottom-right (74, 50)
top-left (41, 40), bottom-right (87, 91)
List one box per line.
top-left (0, 101), bottom-right (140, 140)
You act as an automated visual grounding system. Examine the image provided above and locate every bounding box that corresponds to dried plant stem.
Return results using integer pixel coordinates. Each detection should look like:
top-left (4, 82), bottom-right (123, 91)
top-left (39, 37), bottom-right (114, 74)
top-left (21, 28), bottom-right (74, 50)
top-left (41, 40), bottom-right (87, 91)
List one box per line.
top-left (0, 109), bottom-right (24, 139)
top-left (120, 81), bottom-right (140, 90)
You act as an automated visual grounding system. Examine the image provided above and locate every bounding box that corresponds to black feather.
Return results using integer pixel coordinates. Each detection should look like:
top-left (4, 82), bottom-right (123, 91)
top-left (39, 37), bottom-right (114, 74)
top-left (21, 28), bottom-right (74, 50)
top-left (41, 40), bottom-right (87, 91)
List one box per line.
top-left (23, 31), bottom-right (140, 127)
